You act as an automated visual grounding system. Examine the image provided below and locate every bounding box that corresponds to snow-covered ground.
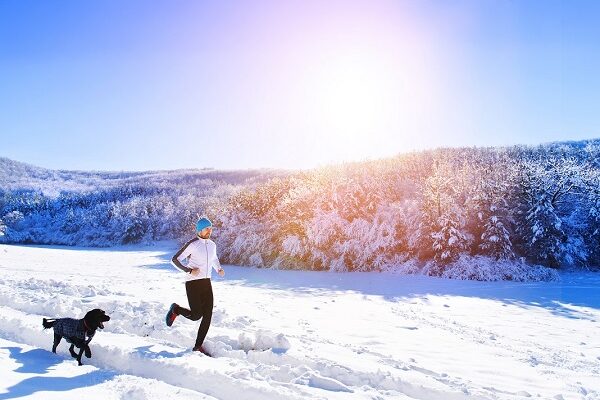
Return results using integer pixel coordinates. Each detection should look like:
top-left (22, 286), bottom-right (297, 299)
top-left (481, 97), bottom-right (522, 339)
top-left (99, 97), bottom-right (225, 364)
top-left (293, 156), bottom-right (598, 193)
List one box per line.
top-left (0, 243), bottom-right (598, 400)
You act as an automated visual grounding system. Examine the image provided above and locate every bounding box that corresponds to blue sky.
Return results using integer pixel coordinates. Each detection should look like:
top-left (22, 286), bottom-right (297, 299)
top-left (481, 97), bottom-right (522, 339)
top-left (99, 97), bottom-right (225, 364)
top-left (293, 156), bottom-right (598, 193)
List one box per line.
top-left (1, 0), bottom-right (599, 171)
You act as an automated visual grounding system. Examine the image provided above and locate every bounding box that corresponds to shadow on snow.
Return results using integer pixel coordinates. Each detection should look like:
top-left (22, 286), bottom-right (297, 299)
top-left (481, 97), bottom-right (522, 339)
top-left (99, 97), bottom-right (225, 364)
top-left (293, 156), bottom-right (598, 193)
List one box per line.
top-left (0, 346), bottom-right (115, 399)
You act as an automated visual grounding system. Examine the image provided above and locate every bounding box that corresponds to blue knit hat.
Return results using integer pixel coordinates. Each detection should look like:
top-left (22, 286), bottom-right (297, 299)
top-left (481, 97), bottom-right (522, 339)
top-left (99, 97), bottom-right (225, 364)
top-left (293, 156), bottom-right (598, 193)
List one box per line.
top-left (195, 217), bottom-right (213, 232)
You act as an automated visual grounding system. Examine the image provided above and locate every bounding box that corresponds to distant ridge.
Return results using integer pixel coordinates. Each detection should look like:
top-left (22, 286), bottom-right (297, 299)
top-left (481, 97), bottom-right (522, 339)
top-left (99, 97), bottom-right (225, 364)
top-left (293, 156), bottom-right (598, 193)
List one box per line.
top-left (1, 138), bottom-right (598, 196)
top-left (0, 156), bottom-right (286, 196)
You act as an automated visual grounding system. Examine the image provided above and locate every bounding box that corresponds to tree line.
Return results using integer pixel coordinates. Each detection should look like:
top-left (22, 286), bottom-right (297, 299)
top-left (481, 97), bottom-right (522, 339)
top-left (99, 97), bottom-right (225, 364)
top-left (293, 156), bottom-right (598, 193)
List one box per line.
top-left (2, 140), bottom-right (599, 280)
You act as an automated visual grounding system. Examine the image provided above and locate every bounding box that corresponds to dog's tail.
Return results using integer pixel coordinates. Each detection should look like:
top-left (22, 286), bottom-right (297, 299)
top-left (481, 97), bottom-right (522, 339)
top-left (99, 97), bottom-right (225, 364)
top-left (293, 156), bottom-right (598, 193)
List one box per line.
top-left (42, 318), bottom-right (56, 329)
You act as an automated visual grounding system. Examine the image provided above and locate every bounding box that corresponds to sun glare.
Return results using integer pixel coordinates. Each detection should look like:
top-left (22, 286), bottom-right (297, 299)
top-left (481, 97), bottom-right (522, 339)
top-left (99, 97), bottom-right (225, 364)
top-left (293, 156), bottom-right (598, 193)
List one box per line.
top-left (291, 38), bottom-right (436, 168)
top-left (303, 52), bottom-right (397, 163)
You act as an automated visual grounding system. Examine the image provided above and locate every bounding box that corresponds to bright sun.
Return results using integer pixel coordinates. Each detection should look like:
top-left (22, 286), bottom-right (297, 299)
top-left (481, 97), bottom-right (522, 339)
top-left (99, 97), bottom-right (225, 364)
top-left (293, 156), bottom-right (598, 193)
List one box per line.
top-left (298, 49), bottom-right (408, 165)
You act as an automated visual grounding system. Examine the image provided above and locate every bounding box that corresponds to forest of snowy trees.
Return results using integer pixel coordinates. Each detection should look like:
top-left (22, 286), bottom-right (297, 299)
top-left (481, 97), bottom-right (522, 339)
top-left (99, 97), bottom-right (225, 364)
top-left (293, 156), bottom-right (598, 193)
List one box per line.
top-left (1, 139), bottom-right (599, 280)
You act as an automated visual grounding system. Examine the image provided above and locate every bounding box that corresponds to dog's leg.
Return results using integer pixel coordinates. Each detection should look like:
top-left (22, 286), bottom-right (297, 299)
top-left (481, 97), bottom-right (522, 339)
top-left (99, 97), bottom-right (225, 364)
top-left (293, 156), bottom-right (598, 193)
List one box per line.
top-left (69, 344), bottom-right (78, 358)
top-left (52, 334), bottom-right (62, 353)
top-left (84, 344), bottom-right (91, 358)
top-left (76, 346), bottom-right (85, 366)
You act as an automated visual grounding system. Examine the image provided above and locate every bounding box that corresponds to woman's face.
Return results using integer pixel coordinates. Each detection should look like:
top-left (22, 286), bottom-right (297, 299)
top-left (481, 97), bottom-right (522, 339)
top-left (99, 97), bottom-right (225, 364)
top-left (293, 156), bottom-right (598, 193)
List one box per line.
top-left (198, 227), bottom-right (212, 239)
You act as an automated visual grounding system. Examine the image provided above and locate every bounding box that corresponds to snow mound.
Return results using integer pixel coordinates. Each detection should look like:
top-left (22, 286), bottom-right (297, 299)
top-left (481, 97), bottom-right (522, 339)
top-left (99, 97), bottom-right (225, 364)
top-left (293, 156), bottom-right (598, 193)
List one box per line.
top-left (435, 256), bottom-right (561, 282)
top-left (238, 330), bottom-right (291, 353)
top-left (294, 371), bottom-right (353, 393)
top-left (382, 256), bottom-right (560, 282)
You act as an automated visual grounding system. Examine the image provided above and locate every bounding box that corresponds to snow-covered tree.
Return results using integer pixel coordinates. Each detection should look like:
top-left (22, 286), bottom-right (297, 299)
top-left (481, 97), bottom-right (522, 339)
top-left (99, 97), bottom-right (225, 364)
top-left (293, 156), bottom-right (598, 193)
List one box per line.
top-left (514, 158), bottom-right (587, 267)
top-left (524, 192), bottom-right (565, 267)
top-left (479, 210), bottom-right (514, 260)
top-left (463, 153), bottom-right (516, 260)
top-left (583, 169), bottom-right (600, 267)
top-left (417, 161), bottom-right (470, 267)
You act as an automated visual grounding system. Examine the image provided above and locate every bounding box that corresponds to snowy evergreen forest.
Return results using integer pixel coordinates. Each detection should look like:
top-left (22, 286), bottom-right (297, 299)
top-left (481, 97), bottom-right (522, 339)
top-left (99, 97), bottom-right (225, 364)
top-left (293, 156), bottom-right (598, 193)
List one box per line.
top-left (2, 139), bottom-right (599, 280)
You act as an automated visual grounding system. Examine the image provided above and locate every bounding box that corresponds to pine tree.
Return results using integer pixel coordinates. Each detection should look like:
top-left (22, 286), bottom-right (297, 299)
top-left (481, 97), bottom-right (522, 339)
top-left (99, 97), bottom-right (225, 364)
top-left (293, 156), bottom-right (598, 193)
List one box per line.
top-left (432, 204), bottom-right (468, 264)
top-left (480, 208), bottom-right (514, 260)
top-left (469, 153), bottom-right (516, 260)
top-left (418, 161), bottom-right (470, 266)
top-left (584, 170), bottom-right (600, 267)
top-left (417, 168), bottom-right (447, 261)
top-left (526, 192), bottom-right (565, 267)
top-left (514, 157), bottom-right (584, 267)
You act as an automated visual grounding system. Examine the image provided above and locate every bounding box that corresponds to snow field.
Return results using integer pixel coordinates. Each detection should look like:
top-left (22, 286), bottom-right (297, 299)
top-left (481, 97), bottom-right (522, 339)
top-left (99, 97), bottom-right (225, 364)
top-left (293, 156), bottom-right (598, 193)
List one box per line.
top-left (1, 244), bottom-right (599, 399)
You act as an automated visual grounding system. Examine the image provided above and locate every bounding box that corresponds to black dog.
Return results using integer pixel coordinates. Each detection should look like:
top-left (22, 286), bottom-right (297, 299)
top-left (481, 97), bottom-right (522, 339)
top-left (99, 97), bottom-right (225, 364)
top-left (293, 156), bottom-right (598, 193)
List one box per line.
top-left (42, 308), bottom-right (110, 366)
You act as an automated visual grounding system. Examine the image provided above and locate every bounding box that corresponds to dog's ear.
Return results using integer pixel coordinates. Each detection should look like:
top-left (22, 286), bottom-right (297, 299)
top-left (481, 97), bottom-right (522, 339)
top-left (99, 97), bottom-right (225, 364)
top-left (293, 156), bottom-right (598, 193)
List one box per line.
top-left (84, 310), bottom-right (94, 321)
top-left (84, 309), bottom-right (101, 319)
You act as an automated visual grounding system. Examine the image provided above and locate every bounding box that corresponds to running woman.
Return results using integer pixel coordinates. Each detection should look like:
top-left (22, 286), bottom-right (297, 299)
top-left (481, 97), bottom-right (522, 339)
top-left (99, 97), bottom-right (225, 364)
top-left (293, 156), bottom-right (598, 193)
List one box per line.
top-left (165, 217), bottom-right (225, 355)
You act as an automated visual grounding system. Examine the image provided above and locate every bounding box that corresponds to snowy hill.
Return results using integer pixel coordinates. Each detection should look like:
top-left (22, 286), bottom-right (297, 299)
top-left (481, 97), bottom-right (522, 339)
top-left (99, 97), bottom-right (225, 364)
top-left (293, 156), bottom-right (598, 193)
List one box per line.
top-left (0, 157), bottom-right (285, 196)
top-left (0, 243), bottom-right (599, 399)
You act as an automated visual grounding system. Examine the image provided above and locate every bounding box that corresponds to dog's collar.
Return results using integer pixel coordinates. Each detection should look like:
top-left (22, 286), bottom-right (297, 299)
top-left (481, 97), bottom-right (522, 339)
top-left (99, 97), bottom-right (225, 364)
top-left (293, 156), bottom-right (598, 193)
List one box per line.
top-left (83, 319), bottom-right (90, 332)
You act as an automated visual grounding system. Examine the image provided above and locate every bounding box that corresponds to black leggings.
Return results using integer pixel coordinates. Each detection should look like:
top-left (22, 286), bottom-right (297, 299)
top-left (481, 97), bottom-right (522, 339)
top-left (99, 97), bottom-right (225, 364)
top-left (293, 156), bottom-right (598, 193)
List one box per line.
top-left (178, 278), bottom-right (214, 348)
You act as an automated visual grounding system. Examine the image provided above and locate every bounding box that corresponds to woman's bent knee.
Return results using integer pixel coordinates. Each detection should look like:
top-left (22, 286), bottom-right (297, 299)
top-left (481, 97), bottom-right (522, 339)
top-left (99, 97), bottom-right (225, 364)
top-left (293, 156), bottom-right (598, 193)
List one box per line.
top-left (190, 313), bottom-right (203, 321)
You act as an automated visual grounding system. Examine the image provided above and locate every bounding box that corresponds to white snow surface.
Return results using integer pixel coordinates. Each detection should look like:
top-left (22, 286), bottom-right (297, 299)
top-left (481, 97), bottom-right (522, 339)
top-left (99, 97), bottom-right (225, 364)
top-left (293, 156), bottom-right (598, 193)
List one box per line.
top-left (0, 243), bottom-right (599, 400)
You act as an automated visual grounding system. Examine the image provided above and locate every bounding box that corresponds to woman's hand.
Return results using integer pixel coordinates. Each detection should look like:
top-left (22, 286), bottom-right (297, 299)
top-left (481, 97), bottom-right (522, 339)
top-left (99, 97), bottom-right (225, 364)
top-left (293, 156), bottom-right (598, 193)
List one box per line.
top-left (190, 268), bottom-right (200, 277)
top-left (218, 268), bottom-right (225, 277)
